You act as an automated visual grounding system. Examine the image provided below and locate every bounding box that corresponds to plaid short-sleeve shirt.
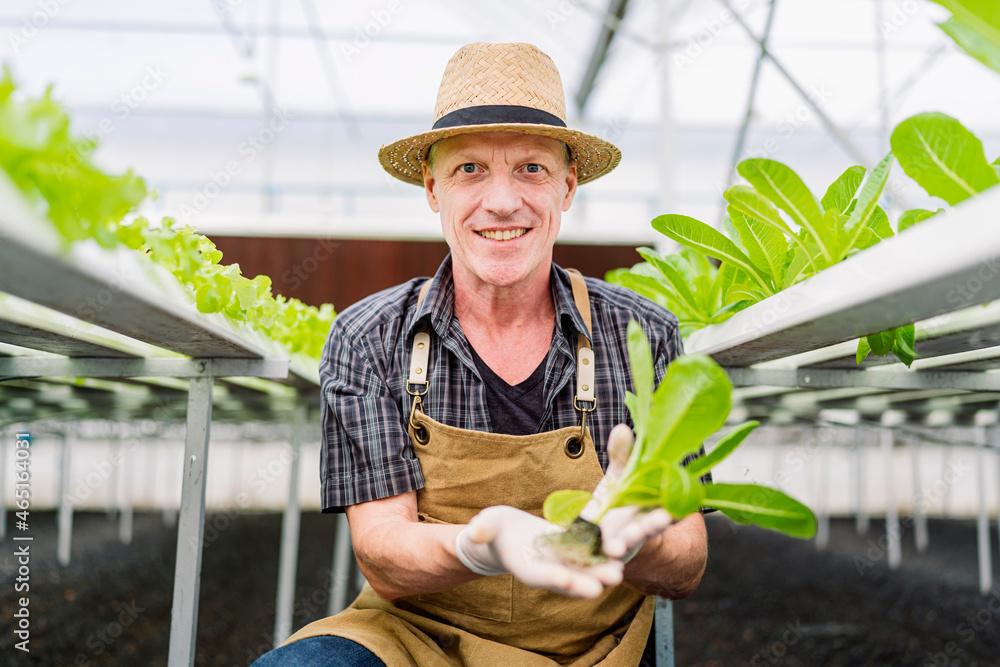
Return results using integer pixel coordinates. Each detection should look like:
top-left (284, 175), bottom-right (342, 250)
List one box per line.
top-left (319, 256), bottom-right (687, 513)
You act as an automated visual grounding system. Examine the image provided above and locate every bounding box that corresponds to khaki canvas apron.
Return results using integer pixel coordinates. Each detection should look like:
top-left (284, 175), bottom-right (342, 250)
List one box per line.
top-left (283, 271), bottom-right (652, 666)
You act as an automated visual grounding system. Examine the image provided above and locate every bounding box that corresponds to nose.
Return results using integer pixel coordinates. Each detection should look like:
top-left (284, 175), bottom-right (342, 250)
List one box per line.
top-left (480, 171), bottom-right (521, 218)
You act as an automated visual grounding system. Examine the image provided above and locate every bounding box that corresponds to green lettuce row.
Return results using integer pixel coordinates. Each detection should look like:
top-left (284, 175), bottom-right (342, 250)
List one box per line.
top-left (117, 217), bottom-right (335, 360)
top-left (609, 112), bottom-right (999, 367)
top-left (0, 66), bottom-right (335, 362)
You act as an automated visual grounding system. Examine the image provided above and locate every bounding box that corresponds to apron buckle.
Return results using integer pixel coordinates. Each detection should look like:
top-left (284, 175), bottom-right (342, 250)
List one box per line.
top-left (407, 387), bottom-right (431, 445)
top-left (565, 396), bottom-right (596, 458)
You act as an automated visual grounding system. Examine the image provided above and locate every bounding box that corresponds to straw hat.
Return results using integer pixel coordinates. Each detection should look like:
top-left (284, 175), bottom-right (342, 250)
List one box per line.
top-left (378, 42), bottom-right (621, 186)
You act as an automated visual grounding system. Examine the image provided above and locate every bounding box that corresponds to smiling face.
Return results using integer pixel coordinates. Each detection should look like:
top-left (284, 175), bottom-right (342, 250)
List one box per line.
top-left (422, 132), bottom-right (577, 290)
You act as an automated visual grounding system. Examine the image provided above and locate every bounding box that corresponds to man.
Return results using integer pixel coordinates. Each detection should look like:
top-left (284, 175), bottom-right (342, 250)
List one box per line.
top-left (255, 42), bottom-right (708, 667)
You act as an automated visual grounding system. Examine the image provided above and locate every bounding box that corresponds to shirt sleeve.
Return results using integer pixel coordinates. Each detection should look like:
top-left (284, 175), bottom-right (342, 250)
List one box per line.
top-left (319, 319), bottom-right (425, 513)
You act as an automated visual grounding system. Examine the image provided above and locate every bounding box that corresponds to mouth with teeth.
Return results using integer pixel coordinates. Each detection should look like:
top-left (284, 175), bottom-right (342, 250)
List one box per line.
top-left (476, 228), bottom-right (528, 242)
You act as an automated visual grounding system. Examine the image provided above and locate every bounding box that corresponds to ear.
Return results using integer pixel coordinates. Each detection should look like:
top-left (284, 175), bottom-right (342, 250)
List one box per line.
top-left (422, 161), bottom-right (439, 213)
top-left (562, 162), bottom-right (578, 212)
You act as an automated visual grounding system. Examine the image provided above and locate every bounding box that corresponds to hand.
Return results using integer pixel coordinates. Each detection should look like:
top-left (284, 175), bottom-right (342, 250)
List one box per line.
top-left (455, 505), bottom-right (624, 599)
top-left (581, 424), bottom-right (672, 561)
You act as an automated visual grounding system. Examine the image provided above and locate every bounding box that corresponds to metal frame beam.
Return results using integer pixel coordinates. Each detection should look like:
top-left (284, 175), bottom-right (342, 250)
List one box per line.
top-left (881, 426), bottom-right (902, 569)
top-left (722, 0), bottom-right (778, 198)
top-left (853, 427), bottom-right (869, 535)
top-left (725, 368), bottom-right (1000, 392)
top-left (910, 440), bottom-right (929, 553)
top-left (719, 0), bottom-right (874, 167)
top-left (273, 402), bottom-right (306, 647)
top-left (57, 431), bottom-right (74, 566)
top-left (654, 597), bottom-right (675, 667)
top-left (167, 377), bottom-right (214, 667)
top-left (975, 425), bottom-right (994, 595)
top-left (328, 513), bottom-right (354, 616)
top-left (0, 357), bottom-right (287, 379)
top-left (0, 433), bottom-right (6, 539)
top-left (575, 0), bottom-right (631, 113)
top-left (118, 440), bottom-right (134, 545)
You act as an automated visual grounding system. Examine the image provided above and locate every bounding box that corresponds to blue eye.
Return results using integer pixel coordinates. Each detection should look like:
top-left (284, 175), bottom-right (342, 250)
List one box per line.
top-left (460, 164), bottom-right (477, 173)
top-left (525, 164), bottom-right (542, 173)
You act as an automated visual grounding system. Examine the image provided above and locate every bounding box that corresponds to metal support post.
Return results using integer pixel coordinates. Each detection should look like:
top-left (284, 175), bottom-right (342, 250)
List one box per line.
top-left (815, 427), bottom-right (830, 550)
top-left (910, 441), bottom-right (928, 554)
top-left (167, 376), bottom-right (213, 667)
top-left (853, 427), bottom-right (869, 535)
top-left (654, 0), bottom-right (675, 256)
top-left (882, 428), bottom-right (901, 569)
top-left (107, 436), bottom-right (120, 518)
top-left (228, 440), bottom-right (244, 501)
top-left (654, 597), bottom-right (675, 667)
top-left (328, 513), bottom-right (353, 616)
top-left (655, 8), bottom-right (676, 645)
top-left (146, 436), bottom-right (159, 512)
top-left (975, 426), bottom-right (993, 595)
top-left (161, 440), bottom-right (178, 528)
top-left (273, 403), bottom-right (306, 648)
top-left (58, 431), bottom-right (74, 566)
top-left (119, 440), bottom-right (133, 546)
top-left (991, 421), bottom-right (1000, 565)
top-left (941, 435), bottom-right (952, 519)
top-left (0, 433), bottom-right (7, 539)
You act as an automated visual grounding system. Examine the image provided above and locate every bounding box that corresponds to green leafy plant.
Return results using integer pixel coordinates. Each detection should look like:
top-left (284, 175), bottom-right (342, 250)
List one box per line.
top-left (891, 112), bottom-right (999, 207)
top-left (0, 66), bottom-right (147, 248)
top-left (0, 67), bottom-right (336, 362)
top-left (605, 248), bottom-right (751, 337)
top-left (928, 0), bottom-right (1000, 75)
top-left (116, 216), bottom-right (335, 360)
top-left (540, 322), bottom-right (816, 562)
top-left (610, 154), bottom-right (917, 365)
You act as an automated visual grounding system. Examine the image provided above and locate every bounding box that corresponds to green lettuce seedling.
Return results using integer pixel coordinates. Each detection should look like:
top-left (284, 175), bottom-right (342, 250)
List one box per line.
top-left (541, 321), bottom-right (816, 562)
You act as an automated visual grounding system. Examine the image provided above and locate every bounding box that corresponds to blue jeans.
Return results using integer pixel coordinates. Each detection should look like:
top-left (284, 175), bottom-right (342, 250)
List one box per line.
top-left (251, 635), bottom-right (386, 666)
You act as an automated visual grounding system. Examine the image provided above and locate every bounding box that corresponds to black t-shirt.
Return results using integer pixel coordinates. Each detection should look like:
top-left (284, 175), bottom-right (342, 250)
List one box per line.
top-left (468, 345), bottom-right (547, 436)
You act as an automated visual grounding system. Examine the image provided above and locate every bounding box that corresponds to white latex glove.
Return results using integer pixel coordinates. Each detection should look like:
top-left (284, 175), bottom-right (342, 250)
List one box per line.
top-left (455, 505), bottom-right (624, 599)
top-left (580, 424), bottom-right (672, 562)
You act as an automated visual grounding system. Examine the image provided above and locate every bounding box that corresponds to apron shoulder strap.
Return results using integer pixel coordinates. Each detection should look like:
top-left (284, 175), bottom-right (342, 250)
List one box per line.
top-left (408, 280), bottom-right (433, 389)
top-left (565, 268), bottom-right (592, 338)
top-left (408, 272), bottom-right (596, 404)
top-left (565, 269), bottom-right (595, 405)
top-left (417, 279), bottom-right (432, 306)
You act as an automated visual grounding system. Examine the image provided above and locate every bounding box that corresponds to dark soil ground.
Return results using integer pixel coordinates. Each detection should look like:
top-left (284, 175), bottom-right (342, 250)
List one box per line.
top-left (2, 510), bottom-right (999, 666)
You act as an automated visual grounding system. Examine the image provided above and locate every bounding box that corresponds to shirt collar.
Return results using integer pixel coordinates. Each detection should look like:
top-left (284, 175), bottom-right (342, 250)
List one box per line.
top-left (406, 255), bottom-right (594, 350)
top-left (551, 263), bottom-right (594, 349)
top-left (407, 254), bottom-right (457, 340)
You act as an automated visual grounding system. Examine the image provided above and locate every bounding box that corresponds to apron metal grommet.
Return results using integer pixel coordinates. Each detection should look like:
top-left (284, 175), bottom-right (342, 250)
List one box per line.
top-left (563, 435), bottom-right (585, 459)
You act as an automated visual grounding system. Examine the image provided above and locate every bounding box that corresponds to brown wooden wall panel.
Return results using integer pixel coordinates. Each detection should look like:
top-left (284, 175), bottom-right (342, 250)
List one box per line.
top-left (210, 236), bottom-right (642, 312)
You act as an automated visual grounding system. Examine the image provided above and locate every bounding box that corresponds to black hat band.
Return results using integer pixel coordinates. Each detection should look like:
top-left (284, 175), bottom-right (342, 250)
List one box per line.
top-left (432, 105), bottom-right (567, 130)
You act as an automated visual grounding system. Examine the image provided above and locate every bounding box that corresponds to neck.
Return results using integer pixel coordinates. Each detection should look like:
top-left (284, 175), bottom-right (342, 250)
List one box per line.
top-left (452, 265), bottom-right (555, 337)
top-left (451, 263), bottom-right (556, 385)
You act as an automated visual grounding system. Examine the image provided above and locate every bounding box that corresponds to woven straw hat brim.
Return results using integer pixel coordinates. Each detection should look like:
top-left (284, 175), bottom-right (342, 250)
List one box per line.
top-left (378, 122), bottom-right (621, 187)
